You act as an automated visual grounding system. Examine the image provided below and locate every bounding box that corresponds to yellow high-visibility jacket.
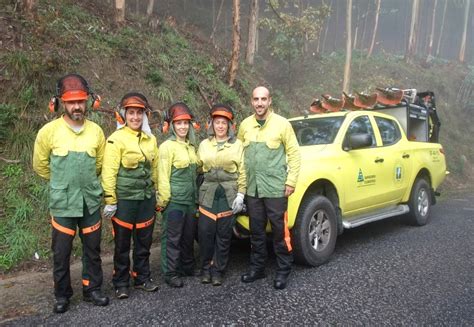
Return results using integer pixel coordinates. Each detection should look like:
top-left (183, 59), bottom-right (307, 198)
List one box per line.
top-left (157, 138), bottom-right (198, 207)
top-left (197, 137), bottom-right (246, 208)
top-left (101, 127), bottom-right (159, 205)
top-left (33, 117), bottom-right (105, 216)
top-left (237, 110), bottom-right (301, 198)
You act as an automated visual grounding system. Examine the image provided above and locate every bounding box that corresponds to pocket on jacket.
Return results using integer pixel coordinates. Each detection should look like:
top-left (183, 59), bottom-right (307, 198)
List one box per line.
top-left (52, 148), bottom-right (69, 157)
top-left (50, 183), bottom-right (68, 209)
top-left (122, 156), bottom-right (140, 169)
top-left (198, 183), bottom-right (209, 205)
top-left (265, 138), bottom-right (282, 149)
top-left (86, 148), bottom-right (97, 158)
top-left (84, 180), bottom-right (103, 198)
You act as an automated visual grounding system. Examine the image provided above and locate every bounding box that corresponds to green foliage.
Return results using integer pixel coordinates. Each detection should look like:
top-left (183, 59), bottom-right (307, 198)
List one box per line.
top-left (182, 91), bottom-right (201, 111)
top-left (2, 164), bottom-right (23, 178)
top-left (146, 70), bottom-right (164, 87)
top-left (163, 29), bottom-right (189, 50)
top-left (4, 50), bottom-right (31, 77)
top-left (155, 86), bottom-right (173, 103)
top-left (271, 89), bottom-right (291, 117)
top-left (261, 0), bottom-right (330, 63)
top-left (20, 84), bottom-right (37, 106)
top-left (192, 57), bottom-right (216, 80)
top-left (0, 166), bottom-right (46, 271)
top-left (0, 104), bottom-right (18, 143)
top-left (214, 81), bottom-right (241, 108)
top-left (9, 119), bottom-right (37, 164)
top-left (185, 76), bottom-right (199, 91)
top-left (157, 53), bottom-right (171, 69)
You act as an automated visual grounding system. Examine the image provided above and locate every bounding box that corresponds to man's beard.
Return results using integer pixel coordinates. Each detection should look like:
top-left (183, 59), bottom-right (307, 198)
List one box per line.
top-left (66, 109), bottom-right (85, 121)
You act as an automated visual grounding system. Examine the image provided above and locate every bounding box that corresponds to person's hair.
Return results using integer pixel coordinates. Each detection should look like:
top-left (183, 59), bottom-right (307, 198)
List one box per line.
top-left (253, 82), bottom-right (272, 97)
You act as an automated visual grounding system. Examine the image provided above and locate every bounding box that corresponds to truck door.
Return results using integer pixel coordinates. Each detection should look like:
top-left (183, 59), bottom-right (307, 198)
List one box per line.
top-left (342, 115), bottom-right (386, 213)
top-left (373, 116), bottom-right (413, 202)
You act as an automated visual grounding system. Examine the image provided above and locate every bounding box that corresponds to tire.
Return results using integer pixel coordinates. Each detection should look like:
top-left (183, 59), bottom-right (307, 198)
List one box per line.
top-left (292, 195), bottom-right (338, 267)
top-left (406, 177), bottom-right (432, 226)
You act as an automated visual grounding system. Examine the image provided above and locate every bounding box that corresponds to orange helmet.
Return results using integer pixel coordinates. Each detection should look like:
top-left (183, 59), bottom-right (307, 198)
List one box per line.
top-left (49, 74), bottom-right (101, 112)
top-left (163, 102), bottom-right (199, 133)
top-left (58, 74), bottom-right (89, 101)
top-left (210, 104), bottom-right (234, 121)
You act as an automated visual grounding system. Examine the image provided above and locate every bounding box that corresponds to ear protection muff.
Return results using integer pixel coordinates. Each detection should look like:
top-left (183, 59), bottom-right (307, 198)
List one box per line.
top-left (49, 73), bottom-right (101, 112)
top-left (161, 110), bottom-right (170, 133)
top-left (49, 96), bottom-right (59, 113)
top-left (90, 93), bottom-right (101, 109)
top-left (115, 111), bottom-right (125, 125)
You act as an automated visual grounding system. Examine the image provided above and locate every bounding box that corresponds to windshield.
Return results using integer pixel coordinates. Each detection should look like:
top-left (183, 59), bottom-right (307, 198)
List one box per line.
top-left (291, 116), bottom-right (344, 146)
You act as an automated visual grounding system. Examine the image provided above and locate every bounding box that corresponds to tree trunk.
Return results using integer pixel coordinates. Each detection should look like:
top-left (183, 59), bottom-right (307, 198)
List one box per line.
top-left (210, 0), bottom-right (225, 44)
top-left (228, 0), bottom-right (241, 87)
top-left (353, 1), bottom-right (360, 50)
top-left (361, 0), bottom-right (370, 51)
top-left (427, 0), bottom-right (437, 58)
top-left (320, 0), bottom-right (333, 54)
top-left (147, 0), bottom-right (155, 16)
top-left (333, 0), bottom-right (339, 51)
top-left (405, 0), bottom-right (419, 62)
top-left (367, 0), bottom-right (380, 57)
top-left (436, 0), bottom-right (448, 57)
top-left (245, 0), bottom-right (259, 65)
top-left (115, 0), bottom-right (126, 24)
top-left (459, 0), bottom-right (470, 62)
top-left (343, 0), bottom-right (352, 93)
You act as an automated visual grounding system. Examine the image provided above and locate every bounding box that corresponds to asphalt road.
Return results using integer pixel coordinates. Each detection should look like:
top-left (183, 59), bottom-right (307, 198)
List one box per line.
top-left (4, 194), bottom-right (473, 326)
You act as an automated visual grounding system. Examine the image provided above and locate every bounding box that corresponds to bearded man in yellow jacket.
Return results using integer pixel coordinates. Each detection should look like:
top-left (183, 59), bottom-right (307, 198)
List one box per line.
top-left (33, 74), bottom-right (109, 313)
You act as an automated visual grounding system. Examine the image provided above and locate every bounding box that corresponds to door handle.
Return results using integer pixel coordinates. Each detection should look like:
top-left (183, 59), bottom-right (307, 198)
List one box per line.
top-left (402, 154), bottom-right (410, 159)
top-left (374, 158), bottom-right (384, 163)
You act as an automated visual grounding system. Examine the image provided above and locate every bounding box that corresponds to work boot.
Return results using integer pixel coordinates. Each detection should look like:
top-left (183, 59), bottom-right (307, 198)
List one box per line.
top-left (241, 270), bottom-right (266, 283)
top-left (201, 270), bottom-right (211, 284)
top-left (135, 278), bottom-right (159, 292)
top-left (115, 287), bottom-right (129, 299)
top-left (53, 297), bottom-right (69, 314)
top-left (165, 275), bottom-right (184, 288)
top-left (273, 274), bottom-right (289, 290)
top-left (83, 290), bottom-right (110, 306)
top-left (212, 274), bottom-right (223, 287)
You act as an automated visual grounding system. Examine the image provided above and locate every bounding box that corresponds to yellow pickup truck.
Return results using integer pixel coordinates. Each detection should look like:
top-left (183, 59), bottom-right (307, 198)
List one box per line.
top-left (236, 100), bottom-right (447, 266)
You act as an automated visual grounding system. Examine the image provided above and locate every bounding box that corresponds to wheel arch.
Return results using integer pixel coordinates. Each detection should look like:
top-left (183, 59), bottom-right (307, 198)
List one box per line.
top-left (299, 179), bottom-right (343, 235)
top-left (410, 168), bottom-right (435, 205)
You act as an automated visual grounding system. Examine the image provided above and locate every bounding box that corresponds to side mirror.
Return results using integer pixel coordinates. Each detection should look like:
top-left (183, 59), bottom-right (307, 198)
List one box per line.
top-left (343, 133), bottom-right (373, 151)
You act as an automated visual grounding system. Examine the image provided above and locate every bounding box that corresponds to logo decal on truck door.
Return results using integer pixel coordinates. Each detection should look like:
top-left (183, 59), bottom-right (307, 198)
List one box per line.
top-left (357, 169), bottom-right (364, 182)
top-left (395, 166), bottom-right (402, 180)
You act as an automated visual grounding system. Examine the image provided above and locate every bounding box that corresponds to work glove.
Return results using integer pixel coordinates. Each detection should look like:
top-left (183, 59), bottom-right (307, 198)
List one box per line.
top-left (231, 193), bottom-right (245, 214)
top-left (102, 204), bottom-right (117, 219)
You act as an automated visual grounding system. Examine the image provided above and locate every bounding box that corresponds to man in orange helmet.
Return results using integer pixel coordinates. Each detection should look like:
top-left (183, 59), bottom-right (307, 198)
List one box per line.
top-left (33, 74), bottom-right (109, 313)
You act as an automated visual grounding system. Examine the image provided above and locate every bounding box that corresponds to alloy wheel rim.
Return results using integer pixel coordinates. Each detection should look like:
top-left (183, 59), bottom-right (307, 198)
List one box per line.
top-left (308, 210), bottom-right (331, 252)
top-left (417, 188), bottom-right (429, 217)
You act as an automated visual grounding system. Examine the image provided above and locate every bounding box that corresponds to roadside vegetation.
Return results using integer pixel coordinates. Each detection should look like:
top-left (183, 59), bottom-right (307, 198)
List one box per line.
top-left (0, 0), bottom-right (473, 272)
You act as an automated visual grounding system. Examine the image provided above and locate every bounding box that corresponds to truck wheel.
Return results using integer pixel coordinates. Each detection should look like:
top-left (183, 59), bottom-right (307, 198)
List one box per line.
top-left (406, 177), bottom-right (431, 226)
top-left (292, 195), bottom-right (337, 267)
